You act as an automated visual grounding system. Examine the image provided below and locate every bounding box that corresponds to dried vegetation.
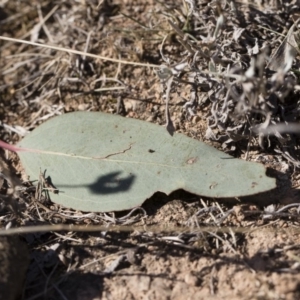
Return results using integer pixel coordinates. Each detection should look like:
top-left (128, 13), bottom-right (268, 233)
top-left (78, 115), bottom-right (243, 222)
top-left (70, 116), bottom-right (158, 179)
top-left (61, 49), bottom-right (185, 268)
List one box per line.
top-left (1, 0), bottom-right (300, 299)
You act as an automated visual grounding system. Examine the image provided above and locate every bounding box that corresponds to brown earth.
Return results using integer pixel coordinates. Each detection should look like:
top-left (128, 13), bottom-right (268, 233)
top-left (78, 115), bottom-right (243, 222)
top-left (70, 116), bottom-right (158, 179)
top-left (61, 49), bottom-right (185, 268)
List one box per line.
top-left (1, 0), bottom-right (300, 299)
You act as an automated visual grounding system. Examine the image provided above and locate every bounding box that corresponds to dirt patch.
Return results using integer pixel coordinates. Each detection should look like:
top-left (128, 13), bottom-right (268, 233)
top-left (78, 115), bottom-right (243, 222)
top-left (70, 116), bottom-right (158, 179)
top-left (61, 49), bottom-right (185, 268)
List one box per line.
top-left (1, 0), bottom-right (300, 299)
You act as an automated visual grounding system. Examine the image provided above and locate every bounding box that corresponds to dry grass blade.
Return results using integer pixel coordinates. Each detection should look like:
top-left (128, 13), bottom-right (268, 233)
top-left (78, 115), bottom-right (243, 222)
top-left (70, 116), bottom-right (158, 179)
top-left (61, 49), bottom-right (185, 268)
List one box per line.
top-left (268, 19), bottom-right (300, 72)
top-left (0, 36), bottom-right (160, 68)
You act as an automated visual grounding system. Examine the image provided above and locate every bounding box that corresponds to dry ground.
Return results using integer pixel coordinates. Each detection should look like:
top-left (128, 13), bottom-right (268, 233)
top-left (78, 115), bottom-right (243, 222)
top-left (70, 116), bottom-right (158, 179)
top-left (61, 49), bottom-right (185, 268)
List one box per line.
top-left (1, 0), bottom-right (300, 299)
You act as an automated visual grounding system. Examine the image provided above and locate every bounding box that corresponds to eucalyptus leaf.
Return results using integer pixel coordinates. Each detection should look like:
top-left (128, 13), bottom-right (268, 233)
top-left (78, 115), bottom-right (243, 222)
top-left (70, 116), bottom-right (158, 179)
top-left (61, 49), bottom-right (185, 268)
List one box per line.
top-left (17, 112), bottom-right (276, 212)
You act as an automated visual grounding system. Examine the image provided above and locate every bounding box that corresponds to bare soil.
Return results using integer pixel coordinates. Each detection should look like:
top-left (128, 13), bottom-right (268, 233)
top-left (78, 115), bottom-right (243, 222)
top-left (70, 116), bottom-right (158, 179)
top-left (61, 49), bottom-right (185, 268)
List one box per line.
top-left (1, 1), bottom-right (300, 299)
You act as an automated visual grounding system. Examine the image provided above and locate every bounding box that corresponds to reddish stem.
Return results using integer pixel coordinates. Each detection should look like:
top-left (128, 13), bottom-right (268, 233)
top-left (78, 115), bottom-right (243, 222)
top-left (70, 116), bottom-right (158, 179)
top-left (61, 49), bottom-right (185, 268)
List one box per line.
top-left (0, 140), bottom-right (25, 152)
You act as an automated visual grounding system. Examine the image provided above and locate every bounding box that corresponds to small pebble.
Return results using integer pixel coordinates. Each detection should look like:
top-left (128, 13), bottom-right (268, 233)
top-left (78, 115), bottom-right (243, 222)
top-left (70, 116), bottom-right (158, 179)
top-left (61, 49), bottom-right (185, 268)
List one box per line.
top-left (184, 272), bottom-right (199, 286)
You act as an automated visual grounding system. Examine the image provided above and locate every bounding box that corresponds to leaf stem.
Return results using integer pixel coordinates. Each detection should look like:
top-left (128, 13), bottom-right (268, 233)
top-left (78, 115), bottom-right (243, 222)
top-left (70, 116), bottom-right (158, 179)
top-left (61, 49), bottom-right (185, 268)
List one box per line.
top-left (0, 140), bottom-right (26, 152)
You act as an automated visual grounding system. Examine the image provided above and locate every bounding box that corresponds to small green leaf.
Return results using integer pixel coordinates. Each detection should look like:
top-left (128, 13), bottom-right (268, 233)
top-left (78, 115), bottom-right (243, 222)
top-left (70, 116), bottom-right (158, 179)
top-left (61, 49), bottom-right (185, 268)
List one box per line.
top-left (17, 112), bottom-right (276, 212)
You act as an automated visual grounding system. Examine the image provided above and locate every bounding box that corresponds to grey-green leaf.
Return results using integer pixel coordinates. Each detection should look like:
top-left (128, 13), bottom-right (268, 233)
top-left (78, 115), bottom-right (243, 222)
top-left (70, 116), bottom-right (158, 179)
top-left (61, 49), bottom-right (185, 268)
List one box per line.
top-left (17, 112), bottom-right (276, 212)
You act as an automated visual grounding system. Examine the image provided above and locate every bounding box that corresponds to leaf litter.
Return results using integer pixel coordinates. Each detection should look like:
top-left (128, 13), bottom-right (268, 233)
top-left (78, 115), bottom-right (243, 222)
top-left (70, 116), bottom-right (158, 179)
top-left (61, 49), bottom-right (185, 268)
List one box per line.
top-left (1, 0), bottom-right (300, 299)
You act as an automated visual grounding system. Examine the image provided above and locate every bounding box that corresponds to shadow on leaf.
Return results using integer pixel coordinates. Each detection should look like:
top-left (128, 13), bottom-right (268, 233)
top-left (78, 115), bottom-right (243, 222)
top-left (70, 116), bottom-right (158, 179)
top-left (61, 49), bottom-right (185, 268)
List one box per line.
top-left (57, 171), bottom-right (136, 195)
top-left (88, 171), bottom-right (135, 194)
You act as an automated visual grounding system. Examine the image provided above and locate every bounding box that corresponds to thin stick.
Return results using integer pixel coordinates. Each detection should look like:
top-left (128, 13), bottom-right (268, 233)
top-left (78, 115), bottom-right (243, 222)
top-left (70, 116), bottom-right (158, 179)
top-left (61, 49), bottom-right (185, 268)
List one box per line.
top-left (0, 223), bottom-right (296, 236)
